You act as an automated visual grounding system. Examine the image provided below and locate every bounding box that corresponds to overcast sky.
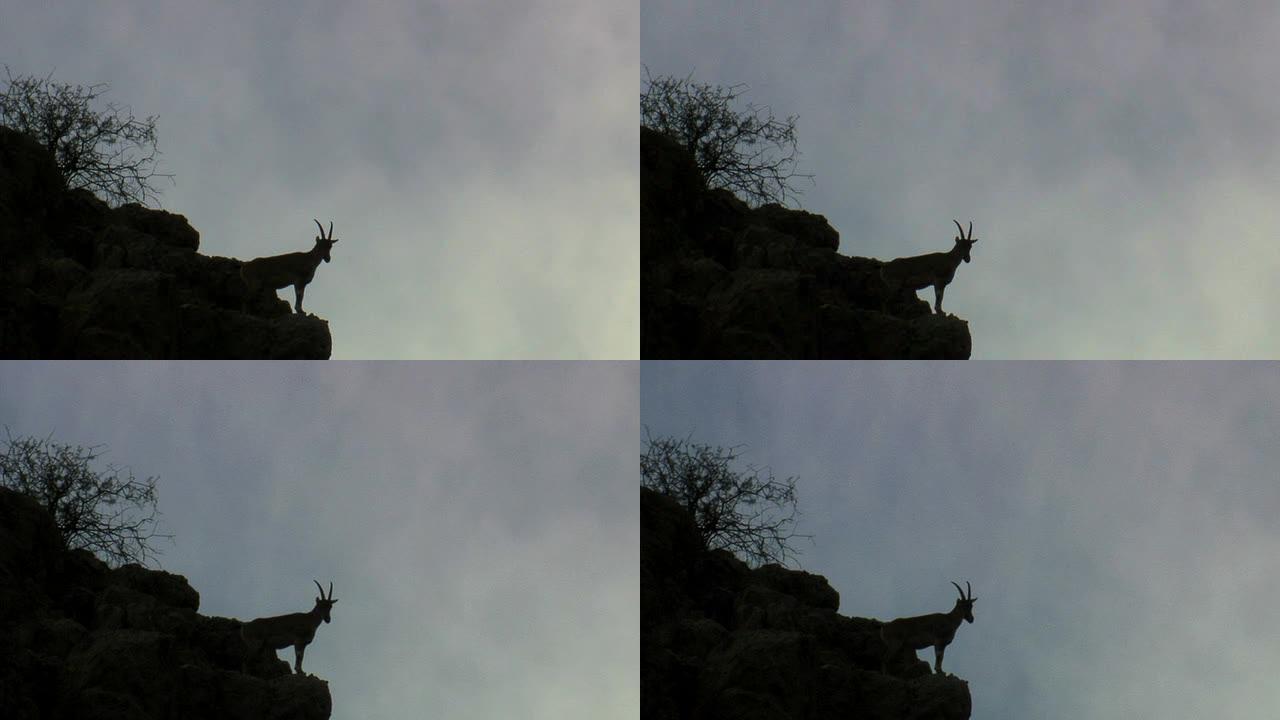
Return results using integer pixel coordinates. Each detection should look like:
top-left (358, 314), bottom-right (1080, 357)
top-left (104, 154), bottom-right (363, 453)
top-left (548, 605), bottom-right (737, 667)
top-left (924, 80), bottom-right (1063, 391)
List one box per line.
top-left (642, 2), bottom-right (1280, 358)
top-left (2, 1), bottom-right (636, 359)
top-left (0, 361), bottom-right (637, 720)
top-left (642, 361), bottom-right (1280, 719)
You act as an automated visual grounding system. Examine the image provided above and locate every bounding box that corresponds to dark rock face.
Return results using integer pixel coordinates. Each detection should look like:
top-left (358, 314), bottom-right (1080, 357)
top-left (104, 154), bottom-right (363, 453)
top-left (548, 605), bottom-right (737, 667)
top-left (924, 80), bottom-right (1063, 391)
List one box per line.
top-left (0, 487), bottom-right (332, 719)
top-left (641, 488), bottom-right (972, 720)
top-left (641, 127), bottom-right (972, 359)
top-left (0, 128), bottom-right (331, 358)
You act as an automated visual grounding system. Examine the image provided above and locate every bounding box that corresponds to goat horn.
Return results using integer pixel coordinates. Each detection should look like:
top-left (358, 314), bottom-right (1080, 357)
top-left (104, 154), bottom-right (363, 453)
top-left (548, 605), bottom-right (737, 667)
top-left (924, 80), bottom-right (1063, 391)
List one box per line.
top-left (314, 579), bottom-right (325, 599)
top-left (951, 581), bottom-right (965, 598)
top-left (966, 581), bottom-right (972, 599)
top-left (967, 221), bottom-right (973, 240)
top-left (328, 221), bottom-right (334, 240)
top-left (314, 219), bottom-right (326, 238)
top-left (328, 581), bottom-right (334, 599)
top-left (954, 219), bottom-right (964, 238)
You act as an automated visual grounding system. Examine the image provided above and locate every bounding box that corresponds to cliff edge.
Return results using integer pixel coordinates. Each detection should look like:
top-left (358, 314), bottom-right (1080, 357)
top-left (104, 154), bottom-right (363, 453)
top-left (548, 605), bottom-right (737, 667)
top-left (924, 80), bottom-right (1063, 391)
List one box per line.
top-left (0, 487), bottom-right (332, 719)
top-left (641, 127), bottom-right (971, 359)
top-left (0, 127), bottom-right (331, 358)
top-left (642, 487), bottom-right (972, 720)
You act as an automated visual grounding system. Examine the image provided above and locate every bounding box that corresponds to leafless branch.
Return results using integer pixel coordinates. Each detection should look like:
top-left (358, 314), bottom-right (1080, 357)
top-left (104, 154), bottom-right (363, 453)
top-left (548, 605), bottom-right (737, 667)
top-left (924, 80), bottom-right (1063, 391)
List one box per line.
top-left (641, 428), bottom-right (810, 567)
top-left (0, 66), bottom-right (174, 207)
top-left (0, 428), bottom-right (171, 567)
top-left (641, 67), bottom-right (814, 207)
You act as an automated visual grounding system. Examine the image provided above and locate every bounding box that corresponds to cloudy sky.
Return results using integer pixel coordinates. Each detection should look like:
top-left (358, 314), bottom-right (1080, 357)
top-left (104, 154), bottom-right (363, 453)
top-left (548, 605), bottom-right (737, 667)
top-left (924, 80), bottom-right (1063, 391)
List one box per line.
top-left (642, 361), bottom-right (1280, 719)
top-left (0, 361), bottom-right (637, 720)
top-left (642, 2), bottom-right (1280, 358)
top-left (2, 1), bottom-right (636, 359)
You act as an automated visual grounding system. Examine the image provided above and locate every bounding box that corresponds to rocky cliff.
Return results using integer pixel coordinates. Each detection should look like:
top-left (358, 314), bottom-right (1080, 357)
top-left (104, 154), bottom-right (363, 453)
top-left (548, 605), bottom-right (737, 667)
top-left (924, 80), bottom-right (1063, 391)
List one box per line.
top-left (0, 487), bottom-right (332, 719)
top-left (641, 127), bottom-right (972, 359)
top-left (642, 487), bottom-right (972, 720)
top-left (0, 128), bottom-right (331, 358)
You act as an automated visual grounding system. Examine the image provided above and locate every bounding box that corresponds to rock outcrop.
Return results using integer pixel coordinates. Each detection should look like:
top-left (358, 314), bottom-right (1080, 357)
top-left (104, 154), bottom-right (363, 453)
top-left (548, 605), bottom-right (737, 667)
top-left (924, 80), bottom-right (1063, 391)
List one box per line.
top-left (0, 487), bottom-right (332, 719)
top-left (641, 127), bottom-right (971, 359)
top-left (642, 487), bottom-right (972, 720)
top-left (0, 128), bottom-right (331, 358)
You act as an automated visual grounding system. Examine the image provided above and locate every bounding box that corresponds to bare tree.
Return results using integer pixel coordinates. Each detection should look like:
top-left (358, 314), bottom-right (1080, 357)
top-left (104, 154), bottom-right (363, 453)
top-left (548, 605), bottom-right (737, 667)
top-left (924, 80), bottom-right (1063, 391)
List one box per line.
top-left (641, 67), bottom-right (813, 207)
top-left (0, 66), bottom-right (173, 206)
top-left (641, 430), bottom-right (809, 567)
top-left (0, 430), bottom-right (170, 567)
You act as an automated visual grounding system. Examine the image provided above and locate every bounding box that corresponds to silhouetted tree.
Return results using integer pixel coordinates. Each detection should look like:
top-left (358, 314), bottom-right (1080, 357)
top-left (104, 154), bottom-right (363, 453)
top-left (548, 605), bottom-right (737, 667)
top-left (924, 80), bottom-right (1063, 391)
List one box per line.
top-left (0, 67), bottom-right (172, 206)
top-left (641, 430), bottom-right (809, 567)
top-left (641, 67), bottom-right (813, 207)
top-left (0, 430), bottom-right (170, 567)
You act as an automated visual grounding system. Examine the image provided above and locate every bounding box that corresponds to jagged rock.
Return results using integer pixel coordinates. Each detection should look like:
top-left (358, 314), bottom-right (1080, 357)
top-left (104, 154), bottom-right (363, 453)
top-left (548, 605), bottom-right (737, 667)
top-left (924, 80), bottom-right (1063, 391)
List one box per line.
top-left (752, 204), bottom-right (840, 251)
top-left (109, 564), bottom-right (200, 611)
top-left (113, 203), bottom-right (200, 252)
top-left (0, 127), bottom-right (331, 358)
top-left (0, 127), bottom-right (65, 233)
top-left (0, 487), bottom-right (332, 719)
top-left (641, 126), bottom-right (972, 358)
top-left (641, 487), bottom-right (972, 720)
top-left (750, 565), bottom-right (839, 611)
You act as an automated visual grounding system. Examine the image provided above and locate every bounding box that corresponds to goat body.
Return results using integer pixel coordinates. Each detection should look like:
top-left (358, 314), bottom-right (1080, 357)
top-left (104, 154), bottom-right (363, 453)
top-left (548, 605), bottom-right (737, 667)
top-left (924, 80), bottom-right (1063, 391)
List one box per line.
top-left (879, 220), bottom-right (977, 314)
top-left (240, 581), bottom-right (337, 675)
top-left (240, 220), bottom-right (338, 314)
top-left (880, 581), bottom-right (975, 675)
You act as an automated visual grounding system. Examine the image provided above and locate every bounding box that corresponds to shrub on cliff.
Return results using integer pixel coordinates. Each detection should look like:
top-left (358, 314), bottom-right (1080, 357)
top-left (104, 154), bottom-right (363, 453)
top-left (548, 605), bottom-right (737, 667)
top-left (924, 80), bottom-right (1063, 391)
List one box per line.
top-left (641, 67), bottom-right (812, 207)
top-left (0, 66), bottom-right (172, 206)
top-left (641, 431), bottom-right (809, 566)
top-left (0, 430), bottom-right (170, 566)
